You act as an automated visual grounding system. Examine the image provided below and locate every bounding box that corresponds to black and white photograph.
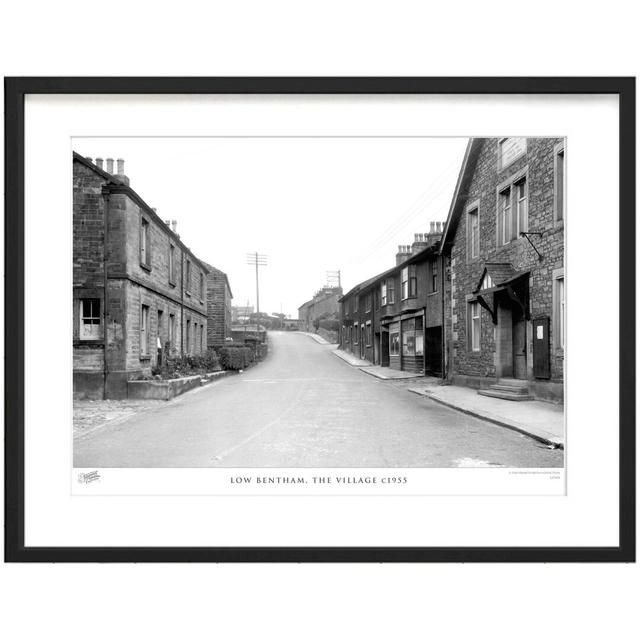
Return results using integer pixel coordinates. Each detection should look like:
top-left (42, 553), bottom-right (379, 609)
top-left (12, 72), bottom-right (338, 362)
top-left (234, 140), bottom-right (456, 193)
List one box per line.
top-left (72, 135), bottom-right (565, 472)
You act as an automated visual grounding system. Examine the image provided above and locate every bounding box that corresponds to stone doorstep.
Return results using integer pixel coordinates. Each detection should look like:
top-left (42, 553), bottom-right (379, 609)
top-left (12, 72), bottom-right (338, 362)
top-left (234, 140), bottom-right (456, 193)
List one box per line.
top-left (408, 387), bottom-right (564, 449)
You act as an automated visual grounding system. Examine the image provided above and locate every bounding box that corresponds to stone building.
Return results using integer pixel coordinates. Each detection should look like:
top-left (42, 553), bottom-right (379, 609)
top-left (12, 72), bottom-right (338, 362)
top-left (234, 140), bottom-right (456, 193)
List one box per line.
top-left (298, 286), bottom-right (343, 332)
top-left (202, 262), bottom-right (233, 347)
top-left (339, 223), bottom-right (445, 375)
top-left (73, 152), bottom-right (210, 399)
top-left (440, 137), bottom-right (565, 402)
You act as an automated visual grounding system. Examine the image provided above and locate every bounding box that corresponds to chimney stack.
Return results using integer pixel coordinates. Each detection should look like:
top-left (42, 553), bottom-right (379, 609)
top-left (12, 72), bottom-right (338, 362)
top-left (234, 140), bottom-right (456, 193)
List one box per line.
top-left (106, 158), bottom-right (114, 174)
top-left (396, 244), bottom-right (412, 265)
top-left (95, 157), bottom-right (103, 170)
top-left (171, 220), bottom-right (178, 233)
top-left (86, 157), bottom-right (93, 163)
top-left (165, 219), bottom-right (171, 227)
top-left (411, 232), bottom-right (429, 255)
top-left (117, 158), bottom-right (124, 174)
top-left (430, 221), bottom-right (436, 233)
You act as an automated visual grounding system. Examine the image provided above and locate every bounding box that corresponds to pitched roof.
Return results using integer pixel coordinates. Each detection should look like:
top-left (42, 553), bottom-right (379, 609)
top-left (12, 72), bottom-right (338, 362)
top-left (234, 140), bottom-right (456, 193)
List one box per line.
top-left (440, 138), bottom-right (484, 254)
top-left (339, 242), bottom-right (441, 302)
top-left (201, 261), bottom-right (233, 299)
top-left (73, 151), bottom-right (210, 275)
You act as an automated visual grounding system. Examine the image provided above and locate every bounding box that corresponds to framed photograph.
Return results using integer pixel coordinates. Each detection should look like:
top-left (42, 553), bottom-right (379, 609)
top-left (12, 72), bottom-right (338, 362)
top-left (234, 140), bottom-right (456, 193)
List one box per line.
top-left (4, 77), bottom-right (635, 562)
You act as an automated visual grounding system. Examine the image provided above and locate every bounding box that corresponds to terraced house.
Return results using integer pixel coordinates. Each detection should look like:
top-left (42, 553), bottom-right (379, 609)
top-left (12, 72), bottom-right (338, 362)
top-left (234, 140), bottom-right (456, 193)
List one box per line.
top-left (441, 137), bottom-right (565, 402)
top-left (73, 152), bottom-right (211, 399)
top-left (340, 223), bottom-right (445, 376)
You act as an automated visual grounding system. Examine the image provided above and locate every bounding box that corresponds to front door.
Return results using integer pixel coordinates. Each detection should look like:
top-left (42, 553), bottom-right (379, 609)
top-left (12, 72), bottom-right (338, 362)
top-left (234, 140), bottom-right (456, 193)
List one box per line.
top-left (380, 331), bottom-right (390, 367)
top-left (512, 311), bottom-right (527, 379)
top-left (360, 325), bottom-right (365, 359)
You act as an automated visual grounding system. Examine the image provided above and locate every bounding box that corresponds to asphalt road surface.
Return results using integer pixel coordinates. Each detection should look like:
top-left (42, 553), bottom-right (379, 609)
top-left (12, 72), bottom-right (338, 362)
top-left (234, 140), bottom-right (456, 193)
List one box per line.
top-left (74, 332), bottom-right (564, 468)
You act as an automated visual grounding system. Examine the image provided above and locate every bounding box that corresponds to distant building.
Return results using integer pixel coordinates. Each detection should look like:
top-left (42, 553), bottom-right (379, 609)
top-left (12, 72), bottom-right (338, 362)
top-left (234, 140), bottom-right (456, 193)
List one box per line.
top-left (298, 286), bottom-right (343, 332)
top-left (339, 225), bottom-right (444, 375)
top-left (73, 152), bottom-right (209, 399)
top-left (232, 305), bottom-right (254, 323)
top-left (441, 137), bottom-right (565, 402)
top-left (202, 262), bottom-right (233, 347)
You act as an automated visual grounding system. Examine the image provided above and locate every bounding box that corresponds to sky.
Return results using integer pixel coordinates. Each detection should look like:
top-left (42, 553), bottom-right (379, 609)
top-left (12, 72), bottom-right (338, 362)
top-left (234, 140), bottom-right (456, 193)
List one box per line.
top-left (73, 137), bottom-right (468, 318)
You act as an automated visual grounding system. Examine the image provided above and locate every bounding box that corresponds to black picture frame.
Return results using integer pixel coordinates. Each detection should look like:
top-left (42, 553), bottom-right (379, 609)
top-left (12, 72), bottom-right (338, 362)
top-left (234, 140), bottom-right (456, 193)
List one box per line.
top-left (4, 77), bottom-right (636, 563)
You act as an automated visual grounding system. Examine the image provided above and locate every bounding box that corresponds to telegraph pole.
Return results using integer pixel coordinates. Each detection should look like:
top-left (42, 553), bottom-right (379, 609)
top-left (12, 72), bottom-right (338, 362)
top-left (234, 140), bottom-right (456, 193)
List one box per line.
top-left (327, 270), bottom-right (341, 289)
top-left (246, 252), bottom-right (268, 315)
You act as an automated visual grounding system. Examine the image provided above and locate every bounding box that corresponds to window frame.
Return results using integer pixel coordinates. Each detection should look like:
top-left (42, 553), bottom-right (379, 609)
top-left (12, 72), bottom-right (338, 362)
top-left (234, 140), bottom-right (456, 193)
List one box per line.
top-left (78, 298), bottom-right (102, 341)
top-left (466, 199), bottom-right (480, 261)
top-left (554, 141), bottom-right (566, 225)
top-left (468, 300), bottom-right (481, 352)
top-left (387, 277), bottom-right (395, 304)
top-left (169, 243), bottom-right (176, 286)
top-left (185, 259), bottom-right (192, 295)
top-left (200, 271), bottom-right (205, 301)
top-left (140, 216), bottom-right (151, 270)
top-left (496, 166), bottom-right (528, 248)
top-left (140, 304), bottom-right (150, 358)
top-left (429, 258), bottom-right (438, 294)
top-left (381, 281), bottom-right (387, 306)
top-left (553, 268), bottom-right (565, 352)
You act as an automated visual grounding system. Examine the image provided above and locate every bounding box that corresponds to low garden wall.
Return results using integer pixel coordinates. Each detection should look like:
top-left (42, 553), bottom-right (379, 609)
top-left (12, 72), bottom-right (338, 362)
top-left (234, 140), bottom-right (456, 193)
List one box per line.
top-left (127, 371), bottom-right (230, 401)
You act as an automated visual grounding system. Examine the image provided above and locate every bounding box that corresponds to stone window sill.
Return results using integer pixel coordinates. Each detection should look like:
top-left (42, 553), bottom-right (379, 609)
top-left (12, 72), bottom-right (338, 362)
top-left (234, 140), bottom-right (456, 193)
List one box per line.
top-left (140, 262), bottom-right (152, 272)
top-left (139, 355), bottom-right (151, 362)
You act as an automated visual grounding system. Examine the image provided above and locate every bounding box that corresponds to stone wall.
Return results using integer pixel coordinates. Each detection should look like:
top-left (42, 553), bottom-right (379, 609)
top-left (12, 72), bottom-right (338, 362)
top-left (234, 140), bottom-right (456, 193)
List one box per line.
top-left (448, 138), bottom-right (564, 390)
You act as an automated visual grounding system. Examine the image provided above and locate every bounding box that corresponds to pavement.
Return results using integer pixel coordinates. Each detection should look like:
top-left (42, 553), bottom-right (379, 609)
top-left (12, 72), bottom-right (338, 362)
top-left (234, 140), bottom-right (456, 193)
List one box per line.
top-left (332, 348), bottom-right (423, 379)
top-left (74, 331), bottom-right (564, 468)
top-left (408, 384), bottom-right (564, 448)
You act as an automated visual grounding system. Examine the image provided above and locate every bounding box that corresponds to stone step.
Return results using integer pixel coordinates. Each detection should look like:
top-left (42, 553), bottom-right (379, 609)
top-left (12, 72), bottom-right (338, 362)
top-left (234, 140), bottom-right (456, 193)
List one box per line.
top-left (497, 377), bottom-right (529, 388)
top-left (489, 383), bottom-right (530, 394)
top-left (478, 389), bottom-right (534, 401)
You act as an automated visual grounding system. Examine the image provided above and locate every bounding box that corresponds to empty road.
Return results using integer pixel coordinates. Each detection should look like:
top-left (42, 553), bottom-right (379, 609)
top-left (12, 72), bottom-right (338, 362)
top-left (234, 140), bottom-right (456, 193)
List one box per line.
top-left (74, 331), bottom-right (564, 468)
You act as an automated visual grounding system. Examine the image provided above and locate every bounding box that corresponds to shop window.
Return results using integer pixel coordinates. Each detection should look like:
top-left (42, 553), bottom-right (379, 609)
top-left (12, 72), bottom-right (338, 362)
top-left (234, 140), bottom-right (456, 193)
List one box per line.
top-left (390, 332), bottom-right (400, 356)
top-left (401, 317), bottom-right (424, 357)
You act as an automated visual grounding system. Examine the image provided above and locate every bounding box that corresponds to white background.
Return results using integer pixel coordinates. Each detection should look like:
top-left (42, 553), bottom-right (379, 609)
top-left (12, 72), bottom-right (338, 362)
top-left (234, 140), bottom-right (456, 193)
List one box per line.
top-left (27, 94), bottom-right (602, 547)
top-left (1, 2), bottom-right (638, 640)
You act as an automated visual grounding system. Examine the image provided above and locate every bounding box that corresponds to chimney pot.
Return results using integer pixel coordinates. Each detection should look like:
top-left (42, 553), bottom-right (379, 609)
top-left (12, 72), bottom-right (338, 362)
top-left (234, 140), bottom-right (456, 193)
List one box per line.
top-left (165, 219), bottom-right (171, 226)
top-left (106, 158), bottom-right (114, 173)
top-left (95, 157), bottom-right (103, 169)
top-left (430, 221), bottom-right (436, 232)
top-left (117, 158), bottom-right (125, 174)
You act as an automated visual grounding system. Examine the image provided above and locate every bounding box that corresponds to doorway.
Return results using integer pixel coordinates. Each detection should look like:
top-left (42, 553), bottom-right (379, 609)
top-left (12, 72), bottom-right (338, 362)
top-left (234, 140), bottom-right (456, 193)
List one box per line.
top-left (512, 306), bottom-right (527, 379)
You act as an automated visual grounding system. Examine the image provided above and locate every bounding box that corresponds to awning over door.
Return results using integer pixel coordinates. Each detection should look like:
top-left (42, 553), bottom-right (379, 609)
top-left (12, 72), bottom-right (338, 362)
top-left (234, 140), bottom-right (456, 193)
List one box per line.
top-left (470, 263), bottom-right (530, 324)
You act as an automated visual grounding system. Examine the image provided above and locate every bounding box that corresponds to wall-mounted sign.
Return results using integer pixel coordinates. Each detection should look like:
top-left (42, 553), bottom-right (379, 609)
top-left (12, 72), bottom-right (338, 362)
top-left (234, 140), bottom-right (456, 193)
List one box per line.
top-left (500, 137), bottom-right (527, 169)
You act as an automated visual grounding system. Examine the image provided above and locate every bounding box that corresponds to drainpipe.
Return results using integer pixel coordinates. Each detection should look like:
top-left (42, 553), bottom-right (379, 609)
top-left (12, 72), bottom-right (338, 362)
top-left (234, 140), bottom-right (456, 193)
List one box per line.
top-left (102, 191), bottom-right (110, 399)
top-left (180, 251), bottom-right (184, 356)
